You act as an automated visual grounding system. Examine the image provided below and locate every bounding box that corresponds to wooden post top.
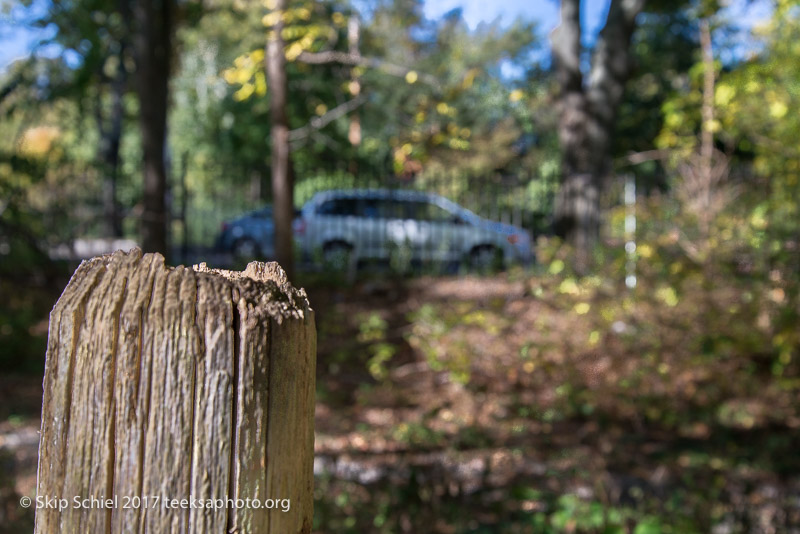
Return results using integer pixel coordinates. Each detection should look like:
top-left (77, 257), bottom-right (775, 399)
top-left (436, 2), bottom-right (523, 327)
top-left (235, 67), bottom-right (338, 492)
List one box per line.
top-left (36, 248), bottom-right (316, 534)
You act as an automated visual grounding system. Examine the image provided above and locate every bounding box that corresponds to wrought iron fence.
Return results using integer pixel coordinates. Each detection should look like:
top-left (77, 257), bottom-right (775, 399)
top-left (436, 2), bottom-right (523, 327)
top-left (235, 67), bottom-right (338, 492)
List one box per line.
top-left (172, 167), bottom-right (555, 275)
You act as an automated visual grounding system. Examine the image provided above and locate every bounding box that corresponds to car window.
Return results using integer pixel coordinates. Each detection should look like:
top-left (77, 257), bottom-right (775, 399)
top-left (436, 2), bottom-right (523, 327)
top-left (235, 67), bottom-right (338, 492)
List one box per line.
top-left (407, 201), bottom-right (455, 222)
top-left (342, 198), bottom-right (406, 219)
top-left (361, 198), bottom-right (381, 219)
top-left (378, 199), bottom-right (406, 219)
top-left (317, 198), bottom-right (358, 216)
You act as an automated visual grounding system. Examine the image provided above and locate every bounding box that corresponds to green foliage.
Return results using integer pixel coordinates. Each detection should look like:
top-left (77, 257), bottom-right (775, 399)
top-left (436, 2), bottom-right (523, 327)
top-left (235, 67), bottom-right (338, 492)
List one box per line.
top-left (535, 166), bottom-right (799, 427)
top-left (357, 312), bottom-right (397, 381)
top-left (615, 8), bottom-right (699, 187)
top-left (293, 170), bottom-right (357, 206)
top-left (406, 302), bottom-right (475, 385)
top-left (390, 421), bottom-right (444, 448)
top-left (217, 0), bottom-right (544, 184)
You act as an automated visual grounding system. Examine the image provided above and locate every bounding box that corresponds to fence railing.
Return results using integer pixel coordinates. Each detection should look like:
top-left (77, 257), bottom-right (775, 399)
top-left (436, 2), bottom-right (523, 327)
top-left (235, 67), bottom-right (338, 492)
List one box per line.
top-left (175, 169), bottom-right (555, 273)
top-left (48, 167), bottom-right (556, 274)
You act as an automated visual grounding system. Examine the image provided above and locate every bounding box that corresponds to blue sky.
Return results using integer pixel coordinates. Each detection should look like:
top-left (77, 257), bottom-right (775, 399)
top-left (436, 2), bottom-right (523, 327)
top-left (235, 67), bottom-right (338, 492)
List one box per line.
top-left (422, 0), bottom-right (609, 37)
top-left (0, 0), bottom-right (55, 70)
top-left (0, 0), bottom-right (775, 73)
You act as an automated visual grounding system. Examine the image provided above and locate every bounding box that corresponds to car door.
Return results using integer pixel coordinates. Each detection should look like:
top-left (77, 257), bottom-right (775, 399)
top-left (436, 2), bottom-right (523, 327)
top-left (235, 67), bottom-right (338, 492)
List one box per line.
top-left (358, 197), bottom-right (388, 260)
top-left (311, 197), bottom-right (359, 249)
top-left (382, 198), bottom-right (414, 261)
top-left (411, 199), bottom-right (466, 263)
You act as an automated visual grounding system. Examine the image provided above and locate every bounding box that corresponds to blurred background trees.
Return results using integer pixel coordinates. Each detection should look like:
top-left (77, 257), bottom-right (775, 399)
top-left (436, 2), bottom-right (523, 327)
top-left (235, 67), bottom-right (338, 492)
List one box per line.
top-left (2, 0), bottom-right (800, 531)
top-left (2, 0), bottom-right (797, 365)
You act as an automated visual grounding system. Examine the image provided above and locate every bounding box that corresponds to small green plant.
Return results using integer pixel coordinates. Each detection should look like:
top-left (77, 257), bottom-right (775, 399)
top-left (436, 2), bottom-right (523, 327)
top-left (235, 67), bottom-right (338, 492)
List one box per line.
top-left (357, 312), bottom-right (397, 381)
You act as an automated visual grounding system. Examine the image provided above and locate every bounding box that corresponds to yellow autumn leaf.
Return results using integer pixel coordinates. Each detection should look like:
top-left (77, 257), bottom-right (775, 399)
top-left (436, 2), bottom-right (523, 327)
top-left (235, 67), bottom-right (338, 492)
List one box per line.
top-left (18, 125), bottom-right (60, 156)
top-left (769, 100), bottom-right (788, 119)
top-left (558, 278), bottom-right (579, 295)
top-left (588, 330), bottom-right (600, 345)
top-left (262, 11), bottom-right (281, 27)
top-left (234, 67), bottom-right (252, 85)
top-left (234, 83), bottom-right (255, 101)
top-left (447, 138), bottom-right (469, 150)
top-left (254, 72), bottom-right (267, 95)
top-left (300, 34), bottom-right (315, 49)
top-left (656, 287), bottom-right (679, 307)
top-left (461, 68), bottom-right (478, 89)
top-left (509, 89), bottom-right (524, 102)
top-left (574, 302), bottom-right (591, 315)
top-left (548, 259), bottom-right (565, 275)
top-left (285, 42), bottom-right (304, 61)
top-left (250, 49), bottom-right (264, 63)
top-left (715, 84), bottom-right (735, 107)
top-left (348, 80), bottom-right (360, 95)
top-left (282, 26), bottom-right (302, 40)
top-left (222, 68), bottom-right (237, 84)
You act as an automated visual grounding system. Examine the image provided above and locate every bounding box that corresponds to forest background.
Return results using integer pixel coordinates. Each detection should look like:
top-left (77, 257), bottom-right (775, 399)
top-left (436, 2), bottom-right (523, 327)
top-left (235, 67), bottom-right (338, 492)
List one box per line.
top-left (1, 0), bottom-right (800, 532)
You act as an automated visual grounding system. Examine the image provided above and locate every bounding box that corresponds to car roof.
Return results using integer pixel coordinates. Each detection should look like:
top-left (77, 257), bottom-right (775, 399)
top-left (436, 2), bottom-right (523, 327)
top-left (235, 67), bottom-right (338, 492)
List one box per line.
top-left (308, 188), bottom-right (449, 204)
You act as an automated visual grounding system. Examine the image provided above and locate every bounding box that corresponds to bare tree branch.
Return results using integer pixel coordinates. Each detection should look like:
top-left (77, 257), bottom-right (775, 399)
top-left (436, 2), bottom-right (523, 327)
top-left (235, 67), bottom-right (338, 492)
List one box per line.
top-left (551, 0), bottom-right (582, 96)
top-left (616, 149), bottom-right (672, 166)
top-left (295, 51), bottom-right (440, 89)
top-left (699, 19), bottom-right (715, 178)
top-left (587, 0), bottom-right (645, 125)
top-left (289, 94), bottom-right (368, 142)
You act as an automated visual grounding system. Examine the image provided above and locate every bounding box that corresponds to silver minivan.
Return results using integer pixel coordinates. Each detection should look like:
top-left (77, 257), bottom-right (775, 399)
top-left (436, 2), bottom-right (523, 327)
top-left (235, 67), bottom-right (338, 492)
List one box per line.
top-left (295, 189), bottom-right (532, 269)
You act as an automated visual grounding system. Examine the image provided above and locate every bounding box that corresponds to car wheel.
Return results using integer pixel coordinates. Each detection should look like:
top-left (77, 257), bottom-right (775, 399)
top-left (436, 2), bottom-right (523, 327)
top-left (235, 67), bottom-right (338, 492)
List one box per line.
top-left (322, 242), bottom-right (354, 272)
top-left (468, 245), bottom-right (501, 272)
top-left (233, 238), bottom-right (261, 261)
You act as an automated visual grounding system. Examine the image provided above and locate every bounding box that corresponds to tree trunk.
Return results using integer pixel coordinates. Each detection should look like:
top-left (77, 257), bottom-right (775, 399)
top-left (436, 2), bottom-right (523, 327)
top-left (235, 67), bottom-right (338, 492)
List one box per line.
top-left (347, 16), bottom-right (362, 149)
top-left (551, 0), bottom-right (644, 273)
top-left (699, 17), bottom-right (715, 219)
top-left (98, 49), bottom-right (127, 238)
top-left (135, 0), bottom-right (173, 255)
top-left (266, 0), bottom-right (295, 281)
top-left (35, 249), bottom-right (316, 534)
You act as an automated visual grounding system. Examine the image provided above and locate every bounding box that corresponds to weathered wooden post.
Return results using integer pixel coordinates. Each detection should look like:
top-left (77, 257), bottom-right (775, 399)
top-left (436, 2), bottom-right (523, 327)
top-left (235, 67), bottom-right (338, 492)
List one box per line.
top-left (35, 249), bottom-right (316, 533)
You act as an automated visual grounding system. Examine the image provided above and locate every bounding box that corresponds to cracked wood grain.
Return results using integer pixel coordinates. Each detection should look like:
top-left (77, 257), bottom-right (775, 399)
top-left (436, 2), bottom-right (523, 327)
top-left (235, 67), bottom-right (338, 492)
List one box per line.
top-left (35, 249), bottom-right (316, 534)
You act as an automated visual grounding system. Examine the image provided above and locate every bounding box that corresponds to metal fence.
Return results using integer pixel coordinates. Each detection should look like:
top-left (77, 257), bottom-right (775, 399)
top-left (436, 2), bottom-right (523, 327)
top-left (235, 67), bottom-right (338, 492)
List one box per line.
top-left (172, 167), bottom-right (556, 274)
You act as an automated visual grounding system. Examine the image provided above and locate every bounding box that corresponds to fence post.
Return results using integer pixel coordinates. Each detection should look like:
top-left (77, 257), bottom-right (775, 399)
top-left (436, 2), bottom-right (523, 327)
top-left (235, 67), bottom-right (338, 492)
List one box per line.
top-left (35, 249), bottom-right (316, 534)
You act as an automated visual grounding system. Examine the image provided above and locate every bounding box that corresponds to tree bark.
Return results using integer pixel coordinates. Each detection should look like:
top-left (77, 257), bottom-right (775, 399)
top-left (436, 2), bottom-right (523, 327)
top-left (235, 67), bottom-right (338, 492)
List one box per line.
top-left (551, 0), bottom-right (644, 273)
top-left (134, 0), bottom-right (173, 255)
top-left (95, 0), bottom-right (133, 239)
top-left (266, 0), bottom-right (294, 281)
top-left (347, 16), bottom-right (362, 149)
top-left (699, 18), bottom-right (715, 187)
top-left (35, 249), bottom-right (316, 534)
top-left (97, 48), bottom-right (127, 238)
